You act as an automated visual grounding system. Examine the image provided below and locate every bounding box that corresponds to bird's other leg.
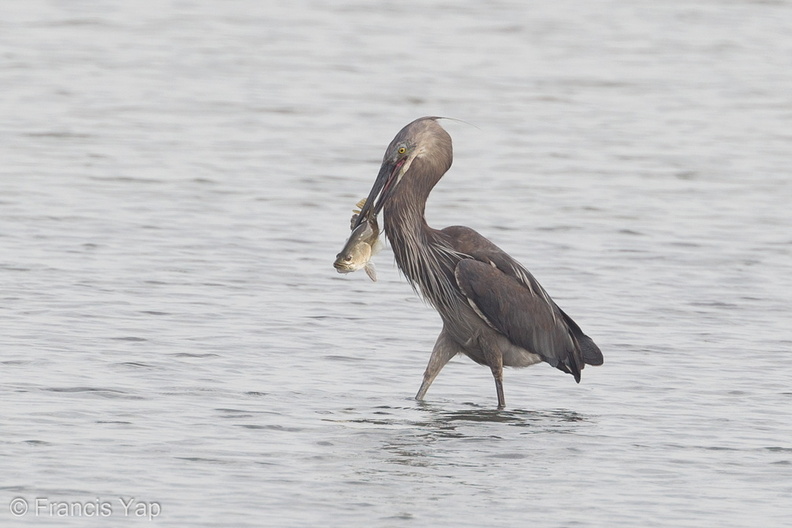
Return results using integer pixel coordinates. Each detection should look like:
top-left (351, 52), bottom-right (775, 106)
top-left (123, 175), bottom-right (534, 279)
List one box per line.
top-left (491, 365), bottom-right (506, 409)
top-left (415, 328), bottom-right (460, 402)
top-left (484, 347), bottom-right (506, 409)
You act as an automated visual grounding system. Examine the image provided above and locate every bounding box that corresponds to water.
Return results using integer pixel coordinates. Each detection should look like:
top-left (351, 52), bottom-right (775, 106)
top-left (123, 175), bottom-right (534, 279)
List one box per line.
top-left (2, 0), bottom-right (791, 526)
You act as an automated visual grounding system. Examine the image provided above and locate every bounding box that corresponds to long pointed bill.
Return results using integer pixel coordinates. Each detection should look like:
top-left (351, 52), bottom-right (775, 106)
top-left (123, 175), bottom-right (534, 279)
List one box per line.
top-left (353, 159), bottom-right (403, 228)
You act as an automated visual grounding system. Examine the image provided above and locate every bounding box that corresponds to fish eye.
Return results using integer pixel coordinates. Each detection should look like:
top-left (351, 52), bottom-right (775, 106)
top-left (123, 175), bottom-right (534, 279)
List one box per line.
top-left (398, 146), bottom-right (406, 155)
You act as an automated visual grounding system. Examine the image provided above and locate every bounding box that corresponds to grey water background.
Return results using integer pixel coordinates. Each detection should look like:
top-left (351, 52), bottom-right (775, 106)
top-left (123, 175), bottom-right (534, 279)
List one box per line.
top-left (2, 0), bottom-right (791, 526)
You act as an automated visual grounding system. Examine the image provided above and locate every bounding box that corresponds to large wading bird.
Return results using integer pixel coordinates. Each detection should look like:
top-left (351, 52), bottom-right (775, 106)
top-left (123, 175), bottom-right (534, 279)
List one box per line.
top-left (353, 117), bottom-right (603, 408)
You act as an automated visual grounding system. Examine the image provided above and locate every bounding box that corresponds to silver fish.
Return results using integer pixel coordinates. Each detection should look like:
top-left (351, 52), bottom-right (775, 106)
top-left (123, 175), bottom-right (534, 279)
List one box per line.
top-left (334, 200), bottom-right (382, 281)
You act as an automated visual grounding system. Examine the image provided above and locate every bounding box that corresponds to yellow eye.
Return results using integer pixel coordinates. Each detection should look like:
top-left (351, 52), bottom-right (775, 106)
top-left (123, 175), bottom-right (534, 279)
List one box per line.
top-left (398, 147), bottom-right (406, 155)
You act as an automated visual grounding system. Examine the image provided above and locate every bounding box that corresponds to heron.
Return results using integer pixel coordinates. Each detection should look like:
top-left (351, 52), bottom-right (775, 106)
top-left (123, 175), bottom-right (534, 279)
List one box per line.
top-left (354, 116), bottom-right (603, 409)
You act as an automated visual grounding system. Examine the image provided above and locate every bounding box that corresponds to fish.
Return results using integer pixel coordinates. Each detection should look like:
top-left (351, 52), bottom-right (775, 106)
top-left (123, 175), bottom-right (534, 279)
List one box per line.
top-left (334, 199), bottom-right (382, 282)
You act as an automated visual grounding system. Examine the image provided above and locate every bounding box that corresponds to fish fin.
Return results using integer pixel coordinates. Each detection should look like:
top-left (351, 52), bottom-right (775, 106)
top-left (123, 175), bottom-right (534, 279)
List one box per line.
top-left (364, 262), bottom-right (377, 282)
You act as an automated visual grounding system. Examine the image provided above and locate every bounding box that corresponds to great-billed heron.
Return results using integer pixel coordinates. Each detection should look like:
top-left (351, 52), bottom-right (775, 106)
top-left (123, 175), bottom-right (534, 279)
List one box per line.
top-left (354, 116), bottom-right (603, 408)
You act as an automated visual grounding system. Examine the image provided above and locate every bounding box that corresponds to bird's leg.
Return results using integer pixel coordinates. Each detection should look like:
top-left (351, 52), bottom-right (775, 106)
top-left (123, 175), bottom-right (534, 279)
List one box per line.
top-left (491, 365), bottom-right (506, 409)
top-left (484, 348), bottom-right (506, 409)
top-left (416, 329), bottom-right (459, 401)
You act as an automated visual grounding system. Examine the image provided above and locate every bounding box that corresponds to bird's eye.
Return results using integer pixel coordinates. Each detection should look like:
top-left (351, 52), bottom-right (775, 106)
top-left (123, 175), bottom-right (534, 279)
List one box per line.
top-left (398, 147), bottom-right (406, 155)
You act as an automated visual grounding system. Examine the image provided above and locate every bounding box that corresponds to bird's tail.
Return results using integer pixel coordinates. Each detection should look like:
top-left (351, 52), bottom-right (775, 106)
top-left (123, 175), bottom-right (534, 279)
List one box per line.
top-left (579, 335), bottom-right (603, 366)
top-left (558, 307), bottom-right (604, 367)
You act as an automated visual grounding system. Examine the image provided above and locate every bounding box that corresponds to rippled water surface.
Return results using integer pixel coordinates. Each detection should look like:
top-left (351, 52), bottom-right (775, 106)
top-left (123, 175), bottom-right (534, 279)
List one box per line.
top-left (2, 1), bottom-right (792, 526)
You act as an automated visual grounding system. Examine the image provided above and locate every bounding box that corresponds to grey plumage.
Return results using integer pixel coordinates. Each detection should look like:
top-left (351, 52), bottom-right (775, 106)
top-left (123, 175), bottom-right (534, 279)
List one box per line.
top-left (354, 116), bottom-right (603, 408)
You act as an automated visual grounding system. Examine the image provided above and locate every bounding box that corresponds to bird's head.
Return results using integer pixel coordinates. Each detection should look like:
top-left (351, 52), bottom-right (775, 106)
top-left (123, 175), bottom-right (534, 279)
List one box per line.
top-left (355, 117), bottom-right (452, 227)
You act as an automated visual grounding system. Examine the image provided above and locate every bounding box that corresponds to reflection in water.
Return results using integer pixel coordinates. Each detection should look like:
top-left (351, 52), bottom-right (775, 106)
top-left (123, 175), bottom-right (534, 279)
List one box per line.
top-left (326, 403), bottom-right (591, 469)
top-left (324, 404), bottom-right (587, 429)
top-left (389, 406), bottom-right (590, 467)
top-left (417, 403), bottom-right (587, 428)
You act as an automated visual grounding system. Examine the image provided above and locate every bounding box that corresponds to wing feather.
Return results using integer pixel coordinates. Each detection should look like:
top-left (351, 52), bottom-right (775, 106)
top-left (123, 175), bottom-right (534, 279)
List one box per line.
top-left (442, 225), bottom-right (601, 379)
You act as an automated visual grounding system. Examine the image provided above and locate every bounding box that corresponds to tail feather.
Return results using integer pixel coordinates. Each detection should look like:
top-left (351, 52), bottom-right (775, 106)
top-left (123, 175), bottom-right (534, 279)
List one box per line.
top-left (558, 307), bottom-right (604, 367)
top-left (579, 335), bottom-right (604, 366)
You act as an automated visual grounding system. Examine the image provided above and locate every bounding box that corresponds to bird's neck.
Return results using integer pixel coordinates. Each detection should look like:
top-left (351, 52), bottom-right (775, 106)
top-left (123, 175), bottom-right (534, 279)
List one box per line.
top-left (382, 156), bottom-right (435, 243)
top-left (383, 180), bottom-right (460, 309)
top-left (383, 185), bottom-right (432, 277)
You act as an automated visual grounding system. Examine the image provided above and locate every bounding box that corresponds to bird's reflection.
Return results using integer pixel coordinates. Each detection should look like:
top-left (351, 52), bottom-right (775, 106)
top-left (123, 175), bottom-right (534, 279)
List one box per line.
top-left (329, 401), bottom-right (591, 469)
top-left (413, 401), bottom-right (587, 434)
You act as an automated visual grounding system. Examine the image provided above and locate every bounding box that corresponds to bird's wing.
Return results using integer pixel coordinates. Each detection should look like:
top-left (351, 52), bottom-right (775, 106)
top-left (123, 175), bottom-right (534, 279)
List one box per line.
top-left (454, 259), bottom-right (583, 380)
top-left (441, 226), bottom-right (550, 298)
top-left (442, 226), bottom-right (599, 379)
